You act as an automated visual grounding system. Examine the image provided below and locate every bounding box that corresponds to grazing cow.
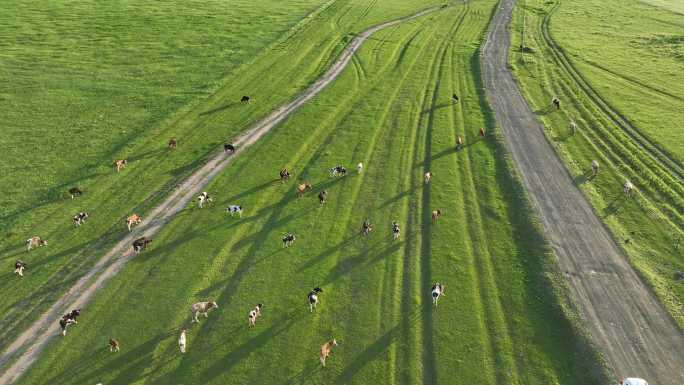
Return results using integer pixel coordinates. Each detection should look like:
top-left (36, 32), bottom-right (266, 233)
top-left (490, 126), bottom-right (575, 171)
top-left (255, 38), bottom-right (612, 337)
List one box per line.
top-left (282, 233), bottom-right (296, 248)
top-left (357, 162), bottom-right (363, 174)
top-left (456, 136), bottom-right (464, 150)
top-left (68, 187), bottom-right (83, 199)
top-left (624, 181), bottom-right (635, 196)
top-left (168, 137), bottom-right (177, 149)
top-left (26, 236), bottom-right (48, 251)
top-left (59, 309), bottom-right (81, 336)
top-left (179, 329), bottom-right (187, 354)
top-left (108, 338), bottom-right (120, 352)
top-left (132, 237), bottom-right (152, 253)
top-left (248, 303), bottom-right (263, 328)
top-left (114, 159), bottom-right (127, 173)
top-left (424, 171), bottom-right (432, 185)
top-left (308, 287), bottom-right (323, 312)
top-left (431, 283), bottom-right (445, 306)
top-left (126, 214), bottom-right (142, 231)
top-left (591, 160), bottom-right (599, 177)
top-left (226, 205), bottom-right (243, 218)
top-left (191, 301), bottom-right (219, 323)
top-left (14, 260), bottom-right (27, 277)
top-left (330, 166), bottom-right (347, 177)
top-left (569, 121), bottom-right (578, 135)
top-left (297, 183), bottom-right (312, 198)
top-left (240, 95), bottom-right (250, 103)
top-left (431, 209), bottom-right (442, 223)
top-left (197, 191), bottom-right (213, 208)
top-left (552, 97), bottom-right (560, 109)
top-left (318, 190), bottom-right (328, 205)
top-left (320, 339), bottom-right (338, 367)
top-left (280, 169), bottom-right (291, 182)
top-left (452, 94), bottom-right (459, 102)
top-left (224, 143), bottom-right (235, 153)
top-left (73, 212), bottom-right (89, 227)
top-left (479, 127), bottom-right (486, 137)
top-left (362, 219), bottom-right (373, 236)
top-left (392, 222), bottom-right (400, 240)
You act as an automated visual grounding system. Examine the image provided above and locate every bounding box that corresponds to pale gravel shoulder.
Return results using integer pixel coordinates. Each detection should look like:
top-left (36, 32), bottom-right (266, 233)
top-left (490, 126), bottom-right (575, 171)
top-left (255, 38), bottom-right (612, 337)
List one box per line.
top-left (481, 0), bottom-right (684, 384)
top-left (0, 5), bottom-right (441, 384)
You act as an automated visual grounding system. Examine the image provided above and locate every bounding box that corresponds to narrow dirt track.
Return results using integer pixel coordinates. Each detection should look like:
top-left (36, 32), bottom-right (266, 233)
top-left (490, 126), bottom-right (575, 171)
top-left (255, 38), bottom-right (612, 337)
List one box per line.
top-left (0, 6), bottom-right (441, 384)
top-left (481, 0), bottom-right (684, 383)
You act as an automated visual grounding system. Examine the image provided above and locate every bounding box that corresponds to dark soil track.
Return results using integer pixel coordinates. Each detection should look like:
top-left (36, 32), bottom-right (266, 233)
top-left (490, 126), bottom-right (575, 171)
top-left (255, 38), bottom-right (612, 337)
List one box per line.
top-left (482, 0), bottom-right (684, 383)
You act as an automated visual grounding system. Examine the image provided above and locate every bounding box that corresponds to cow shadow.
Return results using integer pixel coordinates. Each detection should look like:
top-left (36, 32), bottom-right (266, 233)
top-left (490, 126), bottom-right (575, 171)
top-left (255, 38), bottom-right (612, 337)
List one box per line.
top-left (603, 194), bottom-right (627, 217)
top-left (199, 102), bottom-right (239, 116)
top-left (534, 104), bottom-right (556, 116)
top-left (420, 101), bottom-right (455, 115)
top-left (322, 241), bottom-right (403, 286)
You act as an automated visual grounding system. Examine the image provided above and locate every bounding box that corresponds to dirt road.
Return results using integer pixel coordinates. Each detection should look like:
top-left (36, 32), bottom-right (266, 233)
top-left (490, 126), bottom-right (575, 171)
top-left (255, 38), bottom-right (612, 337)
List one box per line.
top-left (481, 0), bottom-right (684, 383)
top-left (0, 6), bottom-right (441, 384)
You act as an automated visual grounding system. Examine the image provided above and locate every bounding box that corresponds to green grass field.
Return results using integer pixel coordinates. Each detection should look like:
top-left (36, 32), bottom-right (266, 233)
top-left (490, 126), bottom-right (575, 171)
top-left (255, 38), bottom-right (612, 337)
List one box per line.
top-left (510, 0), bottom-right (684, 328)
top-left (5, 1), bottom-right (609, 384)
top-left (0, 0), bottom-right (450, 350)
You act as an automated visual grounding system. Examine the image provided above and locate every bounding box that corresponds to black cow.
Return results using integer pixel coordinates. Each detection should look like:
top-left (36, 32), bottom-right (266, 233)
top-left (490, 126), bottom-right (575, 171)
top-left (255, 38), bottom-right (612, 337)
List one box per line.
top-left (68, 187), bottom-right (83, 199)
top-left (240, 96), bottom-right (250, 103)
top-left (224, 143), bottom-right (236, 153)
top-left (133, 237), bottom-right (152, 253)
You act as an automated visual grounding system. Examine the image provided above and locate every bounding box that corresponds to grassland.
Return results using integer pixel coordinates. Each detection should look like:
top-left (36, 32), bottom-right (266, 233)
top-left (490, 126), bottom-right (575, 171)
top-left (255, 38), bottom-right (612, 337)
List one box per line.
top-left (8, 1), bottom-right (610, 384)
top-left (0, 0), bottom-right (450, 352)
top-left (510, 0), bottom-right (684, 328)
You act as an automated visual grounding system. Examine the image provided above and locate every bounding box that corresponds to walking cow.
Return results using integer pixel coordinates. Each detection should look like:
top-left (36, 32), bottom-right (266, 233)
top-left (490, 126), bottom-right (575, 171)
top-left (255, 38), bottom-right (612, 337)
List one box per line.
top-left (283, 233), bottom-right (296, 248)
top-left (191, 301), bottom-right (219, 323)
top-left (114, 159), bottom-right (127, 173)
top-left (248, 304), bottom-right (263, 328)
top-left (431, 283), bottom-right (445, 306)
top-left (26, 236), bottom-right (47, 251)
top-left (73, 212), bottom-right (89, 227)
top-left (14, 260), bottom-right (27, 277)
top-left (320, 339), bottom-right (338, 367)
top-left (59, 309), bottom-right (81, 336)
top-left (132, 237), bottom-right (152, 253)
top-left (308, 287), bottom-right (323, 312)
top-left (126, 214), bottom-right (142, 231)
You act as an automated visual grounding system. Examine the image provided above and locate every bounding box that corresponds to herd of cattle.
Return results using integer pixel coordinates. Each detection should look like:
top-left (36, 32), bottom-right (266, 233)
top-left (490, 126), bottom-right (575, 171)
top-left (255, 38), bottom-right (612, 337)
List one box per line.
top-left (11, 96), bottom-right (636, 374)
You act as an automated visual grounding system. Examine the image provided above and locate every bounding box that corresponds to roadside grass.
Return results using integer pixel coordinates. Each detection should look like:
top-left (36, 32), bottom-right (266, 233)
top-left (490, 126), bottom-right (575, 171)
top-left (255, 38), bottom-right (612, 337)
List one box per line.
top-left (0, 0), bottom-right (446, 353)
top-left (15, 2), bottom-right (605, 384)
top-left (510, 0), bottom-right (684, 329)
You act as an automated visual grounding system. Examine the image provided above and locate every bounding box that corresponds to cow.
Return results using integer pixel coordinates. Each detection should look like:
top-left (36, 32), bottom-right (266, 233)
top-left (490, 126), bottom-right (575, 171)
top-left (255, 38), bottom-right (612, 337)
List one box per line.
top-left (357, 162), bottom-right (363, 174)
top-left (126, 214), bottom-right (142, 231)
top-left (392, 222), bottom-right (400, 240)
top-left (248, 304), bottom-right (263, 328)
top-left (197, 191), bottom-right (213, 208)
top-left (569, 121), bottom-right (577, 135)
top-left (226, 205), bottom-right (243, 218)
top-left (431, 209), bottom-right (442, 223)
top-left (362, 219), bottom-right (373, 236)
top-left (552, 97), bottom-right (560, 109)
top-left (297, 183), bottom-right (312, 198)
top-left (114, 159), bottom-right (127, 173)
top-left (456, 136), bottom-right (464, 150)
top-left (68, 187), bottom-right (83, 199)
top-left (424, 171), bottom-right (432, 185)
top-left (26, 236), bottom-right (47, 251)
top-left (320, 339), bottom-right (338, 367)
top-left (479, 127), bottom-right (486, 137)
top-left (73, 212), bottom-right (89, 227)
top-left (308, 287), bottom-right (323, 312)
top-left (132, 237), bottom-right (152, 253)
top-left (191, 301), bottom-right (219, 323)
top-left (240, 95), bottom-right (250, 103)
top-left (431, 283), bottom-right (445, 306)
top-left (318, 190), bottom-right (328, 205)
top-left (330, 166), bottom-right (346, 177)
top-left (224, 143), bottom-right (235, 153)
top-left (108, 338), bottom-right (120, 352)
top-left (168, 138), bottom-right (177, 149)
top-left (591, 160), bottom-right (599, 177)
top-left (624, 181), bottom-right (635, 196)
top-left (179, 329), bottom-right (187, 353)
top-left (59, 309), bottom-right (81, 336)
top-left (280, 169), bottom-right (291, 182)
top-left (14, 260), bottom-right (27, 277)
top-left (283, 233), bottom-right (296, 248)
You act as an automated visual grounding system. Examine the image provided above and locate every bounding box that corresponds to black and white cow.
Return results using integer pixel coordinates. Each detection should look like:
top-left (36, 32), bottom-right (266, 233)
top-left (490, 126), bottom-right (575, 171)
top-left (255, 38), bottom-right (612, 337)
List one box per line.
top-left (73, 212), bottom-right (89, 227)
top-left (248, 303), bottom-right (263, 327)
top-left (431, 283), bottom-right (445, 307)
top-left (197, 192), bottom-right (213, 208)
top-left (59, 309), bottom-right (81, 336)
top-left (308, 287), bottom-right (323, 312)
top-left (226, 205), bottom-right (243, 218)
top-left (391, 222), bottom-right (400, 240)
top-left (132, 237), bottom-right (152, 253)
top-left (330, 166), bottom-right (347, 177)
top-left (362, 220), bottom-right (373, 236)
top-left (282, 233), bottom-right (296, 248)
top-left (14, 260), bottom-right (27, 277)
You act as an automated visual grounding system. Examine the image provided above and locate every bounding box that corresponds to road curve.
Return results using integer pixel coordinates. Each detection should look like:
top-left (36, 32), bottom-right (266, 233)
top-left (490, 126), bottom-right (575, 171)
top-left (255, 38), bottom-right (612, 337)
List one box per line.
top-left (481, 0), bottom-right (684, 383)
top-left (0, 6), bottom-right (441, 384)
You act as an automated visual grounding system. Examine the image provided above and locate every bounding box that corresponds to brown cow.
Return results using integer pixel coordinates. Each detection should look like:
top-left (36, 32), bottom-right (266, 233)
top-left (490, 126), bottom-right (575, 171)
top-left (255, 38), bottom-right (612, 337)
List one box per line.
top-left (479, 127), bottom-right (486, 137)
top-left (168, 138), bottom-right (177, 149)
top-left (114, 159), bottom-right (127, 173)
top-left (109, 338), bottom-right (120, 352)
top-left (297, 183), bottom-right (312, 198)
top-left (126, 214), bottom-right (142, 231)
top-left (431, 210), bottom-right (442, 223)
top-left (320, 339), bottom-right (338, 367)
top-left (456, 136), bottom-right (464, 150)
top-left (26, 236), bottom-right (47, 251)
top-left (424, 171), bottom-right (432, 185)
